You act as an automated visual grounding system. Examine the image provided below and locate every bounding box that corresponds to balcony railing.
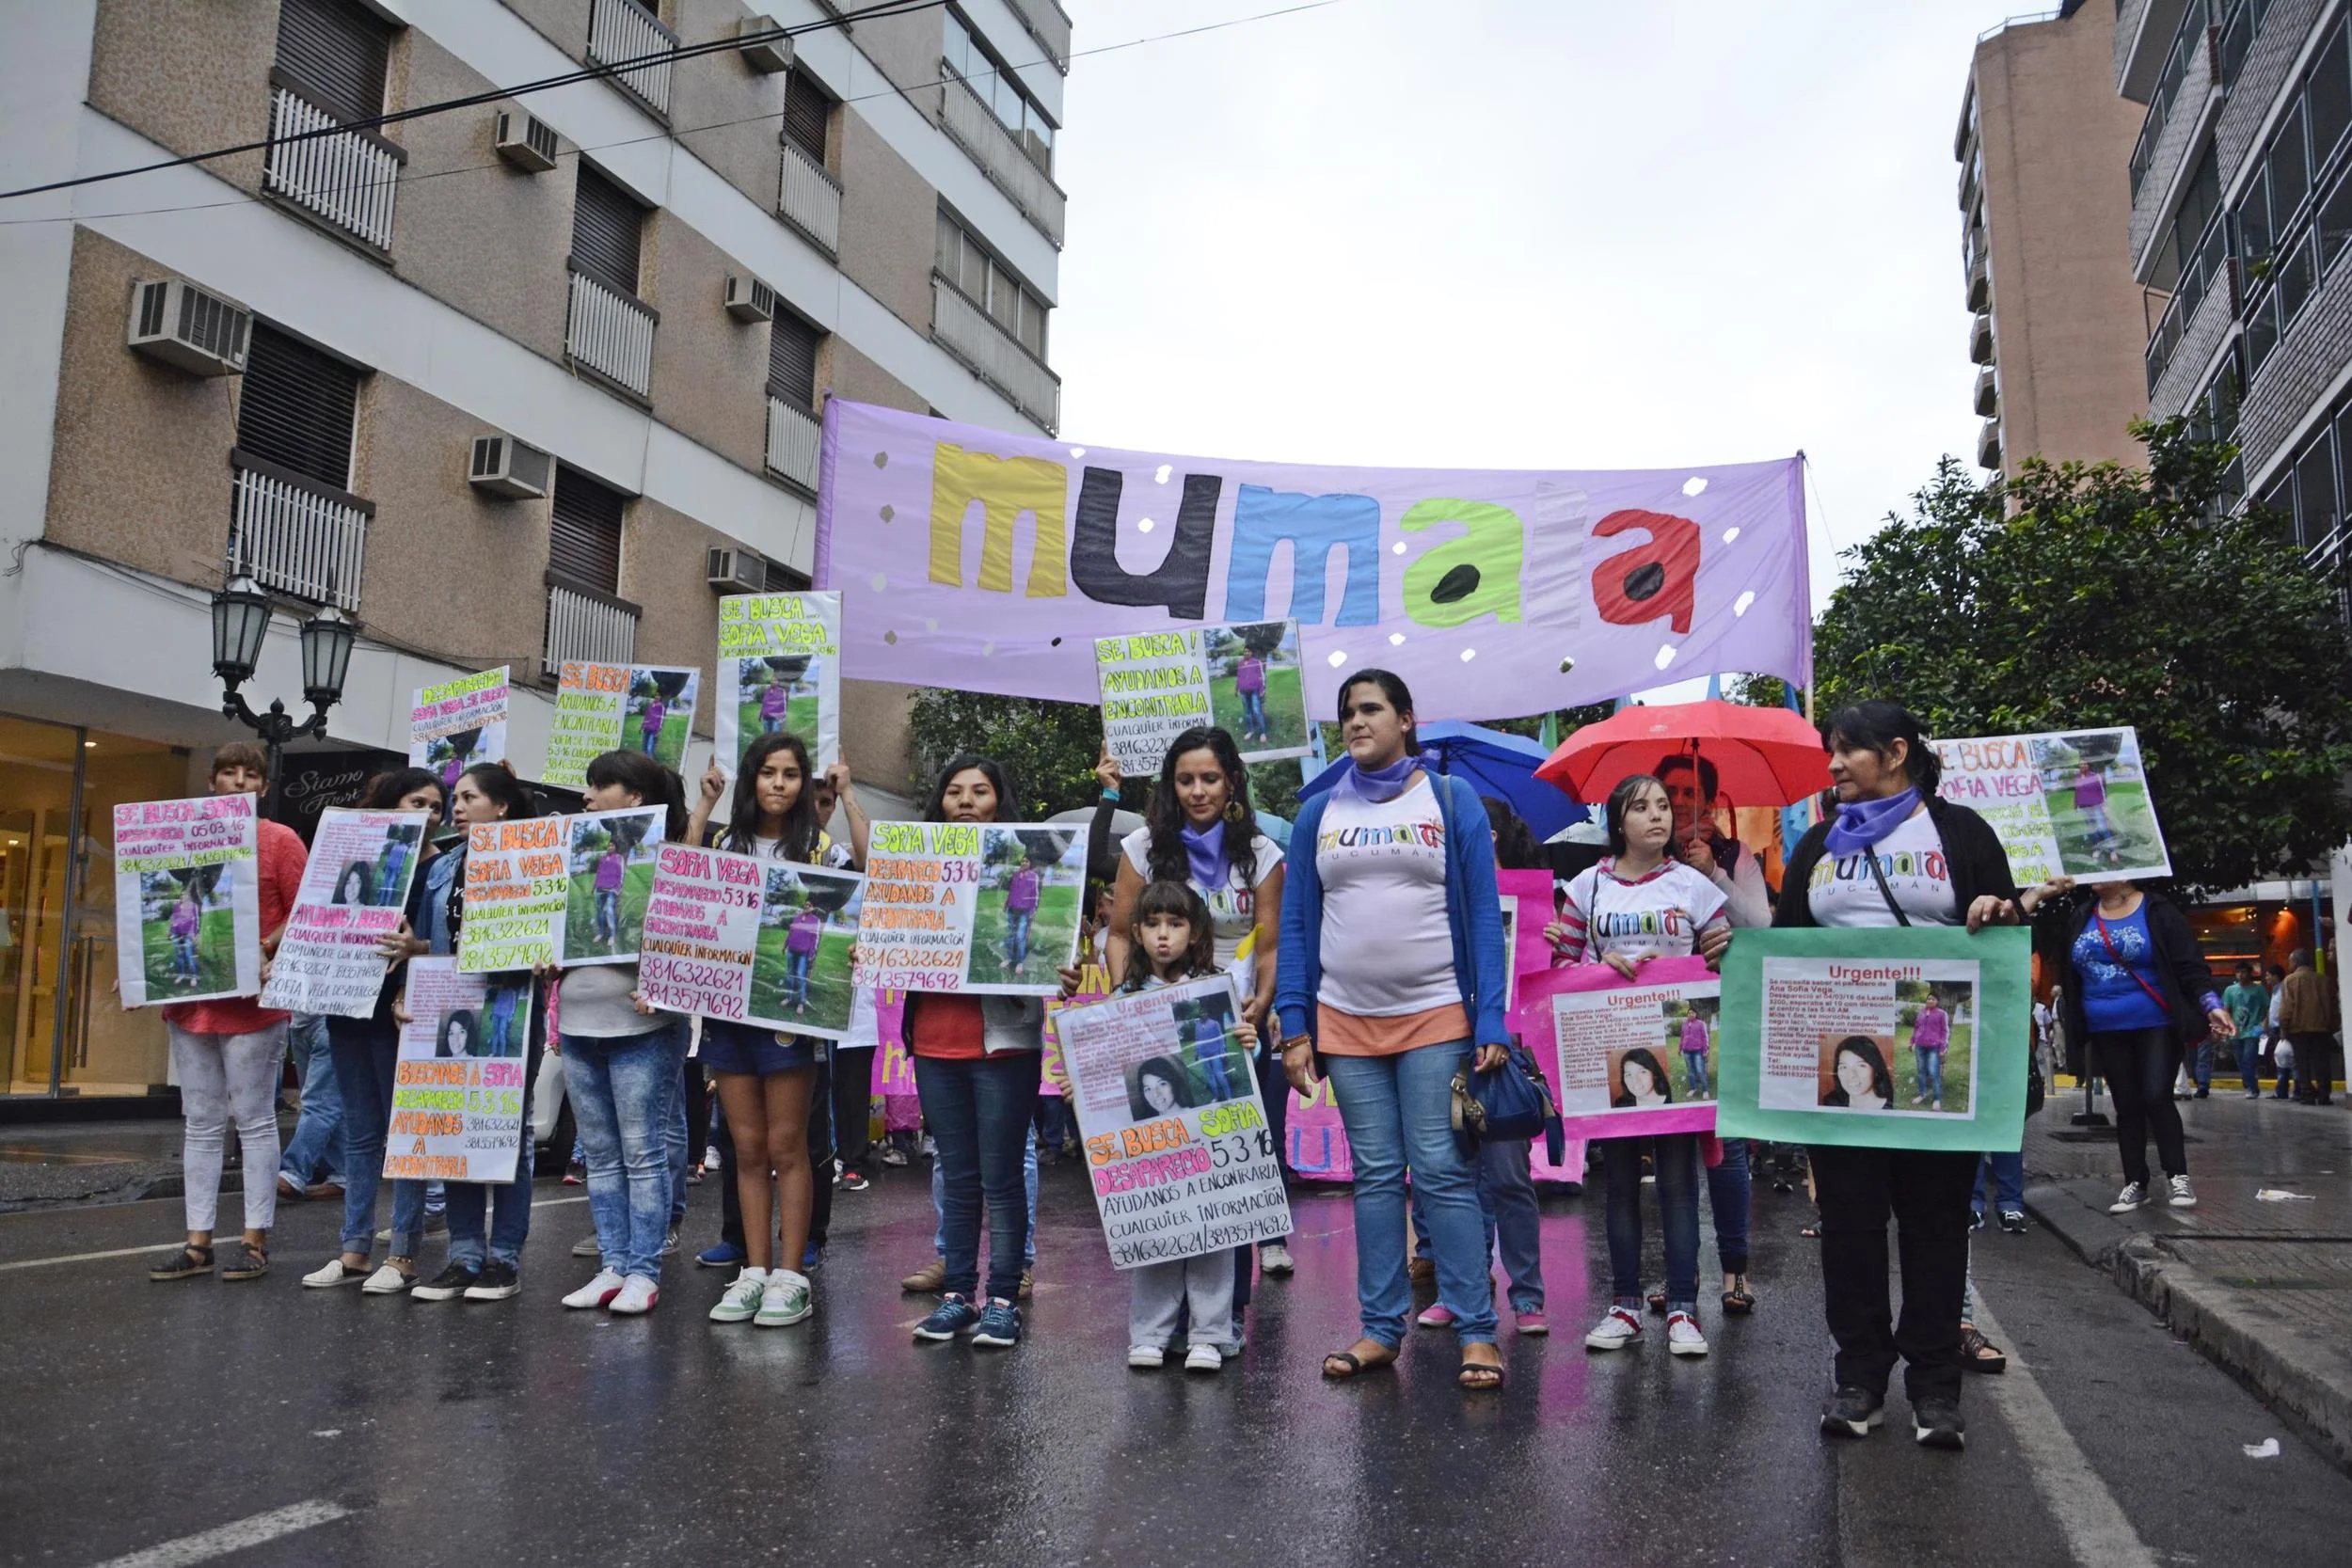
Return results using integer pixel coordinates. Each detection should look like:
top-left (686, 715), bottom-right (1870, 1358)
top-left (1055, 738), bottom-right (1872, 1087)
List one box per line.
top-left (766, 396), bottom-right (822, 492)
top-left (779, 141), bottom-right (842, 256)
top-left (2145, 213), bottom-right (2231, 393)
top-left (229, 452), bottom-right (369, 611)
top-left (588, 0), bottom-right (676, 116)
top-left (932, 274), bottom-right (1060, 433)
top-left (565, 265), bottom-right (658, 397)
top-left (263, 79), bottom-right (402, 250)
top-left (544, 577), bottom-right (640, 675)
top-left (939, 65), bottom-right (1067, 246)
top-left (1005, 0), bottom-right (1073, 71)
top-left (2128, 1), bottom-right (2210, 200)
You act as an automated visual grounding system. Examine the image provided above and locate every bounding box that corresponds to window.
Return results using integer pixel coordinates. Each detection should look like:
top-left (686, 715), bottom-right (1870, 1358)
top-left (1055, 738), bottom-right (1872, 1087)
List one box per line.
top-left (571, 165), bottom-right (644, 298)
top-left (935, 211), bottom-right (1048, 358)
top-left (237, 325), bottom-right (359, 492)
top-left (2294, 438), bottom-right (2340, 553)
top-left (2219, 0), bottom-right (2274, 87)
top-left (2151, 148), bottom-right (2218, 293)
top-left (273, 0), bottom-right (393, 123)
top-left (549, 467), bottom-right (625, 594)
top-left (2233, 21), bottom-right (2352, 377)
top-left (942, 7), bottom-right (1056, 171)
top-left (769, 311), bottom-right (820, 408)
top-left (783, 67), bottom-right (830, 164)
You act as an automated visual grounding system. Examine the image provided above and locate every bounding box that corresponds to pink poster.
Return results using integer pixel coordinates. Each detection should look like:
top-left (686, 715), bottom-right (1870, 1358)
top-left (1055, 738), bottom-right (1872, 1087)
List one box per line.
top-left (1285, 1076), bottom-right (1353, 1182)
top-left (1514, 957), bottom-right (1720, 1141)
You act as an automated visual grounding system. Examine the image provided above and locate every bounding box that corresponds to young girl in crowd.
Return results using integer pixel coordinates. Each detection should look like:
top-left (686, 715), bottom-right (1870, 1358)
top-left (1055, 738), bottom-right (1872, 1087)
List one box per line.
top-left (1122, 879), bottom-right (1256, 1371)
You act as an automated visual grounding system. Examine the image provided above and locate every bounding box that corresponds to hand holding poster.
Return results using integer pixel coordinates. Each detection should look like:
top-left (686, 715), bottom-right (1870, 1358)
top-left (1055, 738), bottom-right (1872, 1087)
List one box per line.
top-left (112, 795), bottom-right (262, 1007)
top-left (637, 843), bottom-right (866, 1038)
top-left (714, 591), bottom-right (841, 773)
top-left (1933, 725), bottom-right (2169, 883)
top-left (408, 667), bottom-right (509, 784)
top-left (544, 662), bottom-right (701, 790)
top-left (1716, 927), bottom-right (2029, 1151)
top-left (387, 958), bottom-right (534, 1183)
top-left (851, 822), bottom-right (1086, 995)
top-left (1514, 957), bottom-right (1719, 1139)
top-left (1094, 619), bottom-right (1311, 775)
top-left (261, 808), bottom-right (429, 1017)
top-left (1056, 974), bottom-right (1291, 1268)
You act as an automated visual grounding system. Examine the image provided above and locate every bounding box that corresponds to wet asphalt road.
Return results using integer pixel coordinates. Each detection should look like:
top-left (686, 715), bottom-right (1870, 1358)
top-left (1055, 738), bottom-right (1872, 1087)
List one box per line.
top-left (3, 1150), bottom-right (2347, 1567)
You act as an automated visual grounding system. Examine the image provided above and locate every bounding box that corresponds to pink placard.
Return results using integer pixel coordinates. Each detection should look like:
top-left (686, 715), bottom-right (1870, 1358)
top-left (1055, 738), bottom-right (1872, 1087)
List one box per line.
top-left (1516, 957), bottom-right (1720, 1141)
top-left (1498, 868), bottom-right (1558, 987)
top-left (1285, 1077), bottom-right (1354, 1182)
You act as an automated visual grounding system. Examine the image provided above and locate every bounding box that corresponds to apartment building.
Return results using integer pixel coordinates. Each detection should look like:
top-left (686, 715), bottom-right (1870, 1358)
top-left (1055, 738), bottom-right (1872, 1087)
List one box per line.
top-left (1956, 2), bottom-right (2151, 477)
top-left (0, 0), bottom-right (1073, 1101)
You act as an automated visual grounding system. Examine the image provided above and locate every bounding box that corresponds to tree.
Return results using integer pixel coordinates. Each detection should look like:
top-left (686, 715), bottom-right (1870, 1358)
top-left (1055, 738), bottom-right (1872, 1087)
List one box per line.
top-left (1810, 422), bottom-right (2352, 894)
top-left (905, 689), bottom-right (1104, 819)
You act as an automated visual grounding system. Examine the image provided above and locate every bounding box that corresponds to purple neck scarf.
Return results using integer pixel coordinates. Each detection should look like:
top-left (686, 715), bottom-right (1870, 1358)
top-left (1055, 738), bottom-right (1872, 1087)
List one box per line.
top-left (1339, 752), bottom-right (1429, 806)
top-left (1824, 787), bottom-right (1922, 857)
top-left (1180, 820), bottom-right (1228, 889)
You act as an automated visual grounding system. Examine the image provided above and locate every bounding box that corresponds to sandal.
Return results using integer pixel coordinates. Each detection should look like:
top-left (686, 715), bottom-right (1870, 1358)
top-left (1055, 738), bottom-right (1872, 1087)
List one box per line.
top-left (149, 1243), bottom-right (215, 1281)
top-left (1800, 1222), bottom-right (1822, 1240)
top-left (1960, 1323), bottom-right (2007, 1374)
top-left (1458, 1354), bottom-right (1504, 1391)
top-left (1321, 1343), bottom-right (1398, 1380)
top-left (1722, 1276), bottom-right (1756, 1315)
top-left (221, 1242), bottom-right (270, 1281)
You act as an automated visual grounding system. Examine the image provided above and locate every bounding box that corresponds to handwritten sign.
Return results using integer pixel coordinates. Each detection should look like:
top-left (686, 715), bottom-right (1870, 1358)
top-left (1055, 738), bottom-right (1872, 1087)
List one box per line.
top-left (544, 661), bottom-right (701, 789)
top-left (1093, 618), bottom-right (1309, 776)
top-left (261, 808), bottom-right (429, 1017)
top-left (1932, 725), bottom-right (2169, 883)
top-left (111, 794), bottom-right (262, 1007)
top-left (386, 957), bottom-right (533, 1182)
top-left (715, 591), bottom-right (840, 774)
top-left (850, 822), bottom-right (1085, 995)
top-left (409, 666), bottom-right (509, 784)
top-left (638, 844), bottom-right (866, 1039)
top-left (456, 817), bottom-right (568, 972)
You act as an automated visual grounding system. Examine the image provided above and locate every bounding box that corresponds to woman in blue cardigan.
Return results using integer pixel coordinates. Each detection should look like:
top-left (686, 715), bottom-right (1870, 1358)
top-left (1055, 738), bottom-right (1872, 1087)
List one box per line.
top-left (1276, 670), bottom-right (1511, 1390)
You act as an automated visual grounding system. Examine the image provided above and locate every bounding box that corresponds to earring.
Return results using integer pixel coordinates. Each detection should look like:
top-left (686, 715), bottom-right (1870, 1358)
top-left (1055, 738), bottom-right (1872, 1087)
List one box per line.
top-left (1224, 797), bottom-right (1248, 825)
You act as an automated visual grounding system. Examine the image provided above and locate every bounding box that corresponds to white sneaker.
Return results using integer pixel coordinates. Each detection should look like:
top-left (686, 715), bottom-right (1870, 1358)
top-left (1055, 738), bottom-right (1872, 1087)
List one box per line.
top-left (302, 1258), bottom-right (366, 1289)
top-left (2167, 1174), bottom-right (2198, 1209)
top-left (2108, 1182), bottom-right (2149, 1213)
top-left (1184, 1342), bottom-right (1224, 1372)
top-left (360, 1263), bottom-right (414, 1294)
top-left (563, 1269), bottom-right (625, 1310)
top-left (1260, 1243), bottom-right (1295, 1275)
top-left (1584, 1306), bottom-right (1645, 1351)
top-left (1127, 1344), bottom-right (1166, 1369)
top-left (704, 1144), bottom-right (723, 1170)
top-left (1666, 1311), bottom-right (1709, 1357)
top-left (708, 1267), bottom-right (766, 1323)
top-left (608, 1274), bottom-right (660, 1315)
top-left (754, 1268), bottom-right (812, 1327)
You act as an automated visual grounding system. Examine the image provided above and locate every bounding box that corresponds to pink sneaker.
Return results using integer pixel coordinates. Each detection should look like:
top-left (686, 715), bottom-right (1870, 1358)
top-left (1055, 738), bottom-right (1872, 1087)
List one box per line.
top-left (1416, 1303), bottom-right (1459, 1328)
top-left (1515, 1309), bottom-right (1549, 1337)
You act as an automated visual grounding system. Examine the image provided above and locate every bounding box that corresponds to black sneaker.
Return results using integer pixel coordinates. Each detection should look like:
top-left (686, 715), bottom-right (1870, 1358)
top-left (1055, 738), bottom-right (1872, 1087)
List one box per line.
top-left (1820, 1386), bottom-right (1883, 1438)
top-left (838, 1168), bottom-right (871, 1192)
top-left (1999, 1210), bottom-right (2028, 1234)
top-left (1914, 1397), bottom-right (1966, 1450)
top-left (463, 1260), bottom-right (521, 1301)
top-left (411, 1261), bottom-right (480, 1302)
top-left (1969, 1209), bottom-right (1986, 1232)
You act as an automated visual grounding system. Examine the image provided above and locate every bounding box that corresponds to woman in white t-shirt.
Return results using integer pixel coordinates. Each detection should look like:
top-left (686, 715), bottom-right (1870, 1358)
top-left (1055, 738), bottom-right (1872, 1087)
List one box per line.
top-left (1549, 773), bottom-right (1732, 1360)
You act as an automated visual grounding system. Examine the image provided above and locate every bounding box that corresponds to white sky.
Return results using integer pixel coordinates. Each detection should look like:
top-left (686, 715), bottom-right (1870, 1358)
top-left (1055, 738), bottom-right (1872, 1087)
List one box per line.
top-left (1049, 0), bottom-right (2056, 632)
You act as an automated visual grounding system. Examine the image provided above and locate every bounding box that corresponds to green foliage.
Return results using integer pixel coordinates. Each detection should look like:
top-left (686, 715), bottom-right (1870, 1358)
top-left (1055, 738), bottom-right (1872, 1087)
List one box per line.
top-left (1810, 422), bottom-right (2352, 894)
top-left (905, 689), bottom-right (1106, 820)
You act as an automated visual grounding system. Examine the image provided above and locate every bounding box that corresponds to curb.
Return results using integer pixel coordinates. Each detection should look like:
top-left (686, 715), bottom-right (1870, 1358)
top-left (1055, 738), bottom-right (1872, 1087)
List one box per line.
top-left (2024, 1180), bottom-right (2352, 1473)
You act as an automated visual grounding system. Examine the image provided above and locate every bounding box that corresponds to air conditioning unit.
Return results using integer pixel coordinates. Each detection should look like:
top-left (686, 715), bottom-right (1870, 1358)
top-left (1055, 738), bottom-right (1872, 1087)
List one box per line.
top-left (469, 434), bottom-right (553, 499)
top-left (493, 104), bottom-right (559, 173)
top-left (739, 15), bottom-right (793, 73)
top-left (707, 546), bottom-right (768, 594)
top-left (127, 278), bottom-right (250, 376)
top-left (724, 275), bottom-right (776, 324)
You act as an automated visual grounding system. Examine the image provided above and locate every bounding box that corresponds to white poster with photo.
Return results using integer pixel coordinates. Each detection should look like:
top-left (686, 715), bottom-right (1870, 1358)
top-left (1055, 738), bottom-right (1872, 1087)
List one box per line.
top-left (1056, 973), bottom-right (1291, 1269)
top-left (111, 795), bottom-right (262, 1007)
top-left (638, 843), bottom-right (866, 1040)
top-left (850, 822), bottom-right (1085, 995)
top-left (456, 816), bottom-right (569, 973)
top-left (1932, 725), bottom-right (2170, 883)
top-left (408, 667), bottom-right (510, 784)
top-left (261, 808), bottom-right (430, 1017)
top-left (386, 958), bottom-right (534, 1184)
top-left (1094, 618), bottom-right (1310, 776)
top-left (543, 662), bottom-right (701, 789)
top-left (714, 590), bottom-right (840, 775)
top-left (1757, 956), bottom-right (1983, 1119)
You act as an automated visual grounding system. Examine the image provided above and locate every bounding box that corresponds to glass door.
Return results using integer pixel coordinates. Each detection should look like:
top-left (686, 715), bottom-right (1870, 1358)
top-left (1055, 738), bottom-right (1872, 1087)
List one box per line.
top-left (0, 715), bottom-right (82, 1094)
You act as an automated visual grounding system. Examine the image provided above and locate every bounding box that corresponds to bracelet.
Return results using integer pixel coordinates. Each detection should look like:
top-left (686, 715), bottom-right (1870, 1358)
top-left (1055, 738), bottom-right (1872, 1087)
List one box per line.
top-left (1281, 1035), bottom-right (1312, 1053)
top-left (1100, 786), bottom-right (1120, 802)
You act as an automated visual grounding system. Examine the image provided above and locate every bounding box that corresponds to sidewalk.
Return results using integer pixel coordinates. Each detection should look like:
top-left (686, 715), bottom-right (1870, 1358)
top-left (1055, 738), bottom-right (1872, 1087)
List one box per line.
top-left (2023, 1087), bottom-right (2352, 1469)
top-left (0, 1120), bottom-right (208, 1211)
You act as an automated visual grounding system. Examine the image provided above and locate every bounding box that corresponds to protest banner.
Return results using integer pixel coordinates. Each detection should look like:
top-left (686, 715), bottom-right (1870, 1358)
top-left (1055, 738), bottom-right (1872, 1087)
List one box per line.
top-left (850, 822), bottom-right (1086, 995)
top-left (1057, 973), bottom-right (1291, 1268)
top-left (560, 806), bottom-right (666, 967)
top-left (714, 591), bottom-right (841, 774)
top-left (261, 808), bottom-right (429, 1017)
top-left (815, 399), bottom-right (1811, 722)
top-left (1717, 927), bottom-right (2030, 1151)
top-left (408, 667), bottom-right (509, 784)
top-left (1093, 619), bottom-right (1310, 775)
top-left (111, 794), bottom-right (262, 1007)
top-left (1516, 957), bottom-right (1720, 1140)
top-left (386, 957), bottom-right (533, 1182)
top-left (543, 662), bottom-right (702, 789)
top-left (456, 816), bottom-right (568, 972)
top-left (1932, 725), bottom-right (2170, 883)
top-left (637, 843), bottom-right (866, 1038)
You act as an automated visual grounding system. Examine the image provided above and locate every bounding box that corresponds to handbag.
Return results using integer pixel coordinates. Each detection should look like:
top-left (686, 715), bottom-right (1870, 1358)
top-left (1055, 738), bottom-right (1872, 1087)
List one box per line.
top-left (1453, 1039), bottom-right (1566, 1166)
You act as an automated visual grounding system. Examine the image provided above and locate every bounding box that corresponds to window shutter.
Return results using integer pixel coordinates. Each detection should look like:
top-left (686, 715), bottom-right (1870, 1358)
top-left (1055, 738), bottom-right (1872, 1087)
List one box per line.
top-left (274, 0), bottom-right (394, 124)
top-left (549, 467), bottom-right (626, 593)
top-left (238, 325), bottom-right (359, 491)
top-left (571, 166), bottom-right (644, 297)
top-left (764, 557), bottom-right (811, 592)
top-left (783, 69), bottom-right (830, 163)
top-left (769, 312), bottom-right (820, 407)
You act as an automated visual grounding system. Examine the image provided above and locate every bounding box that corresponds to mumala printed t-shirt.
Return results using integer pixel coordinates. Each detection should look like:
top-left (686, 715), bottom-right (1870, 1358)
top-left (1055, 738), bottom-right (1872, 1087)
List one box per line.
top-left (1555, 861), bottom-right (1728, 964)
top-left (1804, 810), bottom-right (1958, 928)
top-left (1313, 779), bottom-right (1457, 1018)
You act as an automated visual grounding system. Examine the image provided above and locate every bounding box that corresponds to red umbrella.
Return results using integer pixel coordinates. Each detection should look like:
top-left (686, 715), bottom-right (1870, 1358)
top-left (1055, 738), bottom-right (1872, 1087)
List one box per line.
top-left (1535, 700), bottom-right (1831, 809)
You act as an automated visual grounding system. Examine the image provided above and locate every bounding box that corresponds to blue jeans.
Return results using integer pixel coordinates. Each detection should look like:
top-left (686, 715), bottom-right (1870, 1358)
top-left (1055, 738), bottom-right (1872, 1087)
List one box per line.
top-left (1707, 1136), bottom-right (1752, 1273)
top-left (1973, 1150), bottom-right (2025, 1217)
top-left (1600, 1133), bottom-right (1699, 1313)
top-left (667, 1033), bottom-right (691, 1227)
top-left (1916, 1049), bottom-right (1944, 1103)
top-left (1242, 689), bottom-right (1266, 736)
top-left (172, 934), bottom-right (198, 976)
top-left (2235, 1036), bottom-right (2264, 1094)
top-left (932, 1112), bottom-right (1041, 1265)
top-left (594, 890), bottom-right (620, 945)
top-left (2191, 1040), bottom-right (2214, 1092)
top-left (1682, 1049), bottom-right (1709, 1099)
top-left (1478, 1137), bottom-right (1545, 1312)
top-left (1325, 1039), bottom-right (1496, 1347)
top-left (326, 1012), bottom-right (424, 1257)
top-left (564, 1020), bottom-right (686, 1280)
top-left (279, 1013), bottom-right (343, 1186)
top-left (787, 949), bottom-right (813, 1006)
top-left (916, 1052), bottom-right (1041, 1302)
top-left (447, 1037), bottom-right (541, 1269)
top-left (1004, 909), bottom-right (1034, 968)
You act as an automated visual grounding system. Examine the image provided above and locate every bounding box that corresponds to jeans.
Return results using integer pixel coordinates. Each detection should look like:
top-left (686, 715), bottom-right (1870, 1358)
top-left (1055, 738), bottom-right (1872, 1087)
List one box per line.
top-left (1915, 1049), bottom-right (1944, 1105)
top-left (2290, 1031), bottom-right (2336, 1101)
top-left (171, 934), bottom-right (198, 977)
top-left (1478, 1137), bottom-right (1545, 1312)
top-left (594, 889), bottom-right (620, 945)
top-left (2190, 1040), bottom-right (2215, 1092)
top-left (933, 1118), bottom-right (1039, 1265)
top-left (1973, 1150), bottom-right (2024, 1217)
top-left (916, 1052), bottom-right (1041, 1302)
top-left (565, 1020), bottom-right (688, 1280)
top-left (1004, 909), bottom-right (1034, 968)
top-left (1682, 1048), bottom-right (1709, 1099)
top-left (1811, 1144), bottom-right (1978, 1402)
top-left (278, 1013), bottom-right (343, 1187)
top-left (1600, 1134), bottom-right (1700, 1313)
top-left (786, 950), bottom-right (813, 1006)
top-left (2092, 1026), bottom-right (2187, 1187)
top-left (1199, 1045), bottom-right (1236, 1101)
top-left (1708, 1137), bottom-right (1752, 1274)
top-left (446, 1037), bottom-right (541, 1269)
top-left (1325, 1039), bottom-right (1497, 1347)
top-left (167, 1021), bottom-right (285, 1234)
top-left (328, 1012), bottom-right (426, 1257)
top-left (2234, 1036), bottom-right (2264, 1095)
top-left (834, 1045), bottom-right (875, 1172)
top-left (1241, 689), bottom-right (1266, 736)
top-left (667, 1032), bottom-right (691, 1228)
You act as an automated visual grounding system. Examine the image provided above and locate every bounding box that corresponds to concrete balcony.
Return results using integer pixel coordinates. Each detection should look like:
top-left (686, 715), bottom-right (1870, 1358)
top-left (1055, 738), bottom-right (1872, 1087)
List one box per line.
top-left (1966, 249), bottom-right (1990, 312)
top-left (1970, 311), bottom-right (1994, 365)
top-left (1974, 366), bottom-right (1998, 419)
top-left (2118, 0), bottom-right (2190, 99)
top-left (1977, 419), bottom-right (2003, 471)
top-left (1005, 0), bottom-right (1073, 71)
top-left (931, 274), bottom-right (1060, 433)
top-left (938, 65), bottom-right (1066, 247)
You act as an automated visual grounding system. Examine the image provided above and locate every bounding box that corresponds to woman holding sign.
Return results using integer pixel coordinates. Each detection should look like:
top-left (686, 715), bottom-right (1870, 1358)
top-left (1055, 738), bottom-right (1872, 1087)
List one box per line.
top-left (1275, 671), bottom-right (1510, 1391)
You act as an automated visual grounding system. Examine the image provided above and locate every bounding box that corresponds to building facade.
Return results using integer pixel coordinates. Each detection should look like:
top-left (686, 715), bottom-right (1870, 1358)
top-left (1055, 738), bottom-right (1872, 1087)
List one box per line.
top-left (1957, 1), bottom-right (2152, 477)
top-left (0, 0), bottom-right (1072, 1101)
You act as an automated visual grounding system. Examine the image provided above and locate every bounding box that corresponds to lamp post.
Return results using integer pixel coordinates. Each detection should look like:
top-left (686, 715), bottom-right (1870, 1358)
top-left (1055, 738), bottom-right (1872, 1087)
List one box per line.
top-left (210, 573), bottom-right (358, 818)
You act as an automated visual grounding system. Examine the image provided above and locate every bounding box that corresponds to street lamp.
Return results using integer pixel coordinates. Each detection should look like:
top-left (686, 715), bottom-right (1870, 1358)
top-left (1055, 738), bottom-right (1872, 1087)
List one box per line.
top-left (210, 573), bottom-right (359, 812)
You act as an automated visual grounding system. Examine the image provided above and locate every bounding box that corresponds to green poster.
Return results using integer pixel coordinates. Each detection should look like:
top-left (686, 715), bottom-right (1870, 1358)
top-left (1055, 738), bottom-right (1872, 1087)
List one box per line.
top-left (1717, 927), bottom-right (2030, 1152)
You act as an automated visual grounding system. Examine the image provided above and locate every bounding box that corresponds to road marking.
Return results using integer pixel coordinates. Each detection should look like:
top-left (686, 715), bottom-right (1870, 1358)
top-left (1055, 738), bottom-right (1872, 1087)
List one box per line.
top-left (0, 1196), bottom-right (589, 1273)
top-left (1969, 1299), bottom-right (2159, 1568)
top-left (88, 1499), bottom-right (353, 1567)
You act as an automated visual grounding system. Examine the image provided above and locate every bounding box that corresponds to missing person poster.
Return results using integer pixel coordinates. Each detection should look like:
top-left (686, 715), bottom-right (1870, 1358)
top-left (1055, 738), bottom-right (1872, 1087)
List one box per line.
top-left (1515, 957), bottom-right (1718, 1140)
top-left (408, 667), bottom-right (510, 786)
top-left (261, 808), bottom-right (429, 1017)
top-left (543, 662), bottom-right (702, 789)
top-left (561, 806), bottom-right (665, 967)
top-left (714, 590), bottom-right (840, 775)
top-left (112, 794), bottom-right (262, 1007)
top-left (1094, 618), bottom-right (1311, 777)
top-left (456, 817), bottom-right (568, 973)
top-left (637, 843), bottom-right (866, 1039)
top-left (1041, 951), bottom-right (1114, 1101)
top-left (850, 822), bottom-right (1086, 995)
top-left (386, 957), bottom-right (532, 1183)
top-left (1056, 973), bottom-right (1291, 1268)
top-left (1717, 927), bottom-right (2030, 1151)
top-left (1932, 725), bottom-right (2170, 883)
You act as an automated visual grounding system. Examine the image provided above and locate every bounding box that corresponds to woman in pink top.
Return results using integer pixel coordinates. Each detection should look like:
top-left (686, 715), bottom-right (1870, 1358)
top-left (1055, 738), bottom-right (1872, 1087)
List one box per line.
top-left (784, 904), bottom-right (824, 1013)
top-left (168, 890), bottom-right (202, 982)
top-left (1910, 998), bottom-right (1951, 1110)
top-left (1678, 1010), bottom-right (1711, 1099)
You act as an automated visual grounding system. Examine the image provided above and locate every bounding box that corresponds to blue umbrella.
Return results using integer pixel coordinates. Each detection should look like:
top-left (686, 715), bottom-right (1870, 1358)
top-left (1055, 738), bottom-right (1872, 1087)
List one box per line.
top-left (1301, 721), bottom-right (1590, 842)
